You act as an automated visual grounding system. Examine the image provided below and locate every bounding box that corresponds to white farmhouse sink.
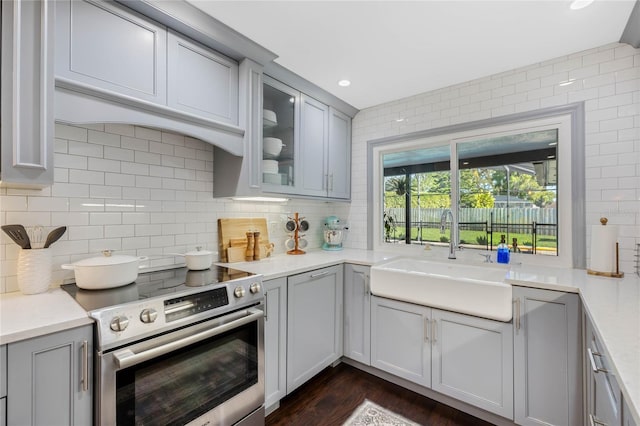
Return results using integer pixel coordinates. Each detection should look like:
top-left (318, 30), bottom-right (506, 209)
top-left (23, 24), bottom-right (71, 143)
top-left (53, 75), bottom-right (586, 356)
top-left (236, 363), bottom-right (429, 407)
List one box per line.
top-left (370, 258), bottom-right (512, 321)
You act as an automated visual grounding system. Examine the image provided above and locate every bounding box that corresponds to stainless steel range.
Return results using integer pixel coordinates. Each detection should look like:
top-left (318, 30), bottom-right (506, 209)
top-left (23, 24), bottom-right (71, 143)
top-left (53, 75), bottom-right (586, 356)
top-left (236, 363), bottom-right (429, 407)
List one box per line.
top-left (62, 266), bottom-right (265, 426)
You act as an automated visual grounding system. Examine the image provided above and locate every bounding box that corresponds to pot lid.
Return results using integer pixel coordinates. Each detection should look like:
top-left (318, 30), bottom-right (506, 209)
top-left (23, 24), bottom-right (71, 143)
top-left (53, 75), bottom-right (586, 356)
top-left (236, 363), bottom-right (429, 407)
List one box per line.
top-left (184, 246), bottom-right (214, 257)
top-left (74, 250), bottom-right (139, 267)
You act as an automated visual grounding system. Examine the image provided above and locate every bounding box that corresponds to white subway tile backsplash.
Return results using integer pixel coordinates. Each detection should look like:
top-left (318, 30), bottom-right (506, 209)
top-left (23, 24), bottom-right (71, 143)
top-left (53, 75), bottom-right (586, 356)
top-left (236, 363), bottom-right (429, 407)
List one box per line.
top-left (89, 238), bottom-right (122, 252)
top-left (52, 212), bottom-right (90, 226)
top-left (122, 136), bottom-right (150, 152)
top-left (69, 169), bottom-right (105, 185)
top-left (55, 123), bottom-right (87, 141)
top-left (104, 146), bottom-right (134, 162)
top-left (136, 176), bottom-right (163, 189)
top-left (104, 123), bottom-right (135, 137)
top-left (69, 140), bottom-right (104, 158)
top-left (88, 157), bottom-right (121, 173)
top-left (122, 236), bottom-right (150, 250)
top-left (28, 197), bottom-right (68, 212)
top-left (135, 151), bottom-right (162, 165)
top-left (88, 129), bottom-right (120, 147)
top-left (89, 212), bottom-right (122, 225)
top-left (69, 226), bottom-right (103, 240)
top-left (1, 196), bottom-right (27, 211)
top-left (52, 183), bottom-right (90, 198)
top-left (135, 126), bottom-right (162, 142)
top-left (55, 154), bottom-right (88, 170)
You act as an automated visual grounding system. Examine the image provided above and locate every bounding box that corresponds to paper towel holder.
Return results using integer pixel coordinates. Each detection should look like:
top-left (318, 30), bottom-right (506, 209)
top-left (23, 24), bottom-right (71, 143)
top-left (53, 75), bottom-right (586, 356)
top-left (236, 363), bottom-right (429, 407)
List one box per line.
top-left (587, 217), bottom-right (624, 278)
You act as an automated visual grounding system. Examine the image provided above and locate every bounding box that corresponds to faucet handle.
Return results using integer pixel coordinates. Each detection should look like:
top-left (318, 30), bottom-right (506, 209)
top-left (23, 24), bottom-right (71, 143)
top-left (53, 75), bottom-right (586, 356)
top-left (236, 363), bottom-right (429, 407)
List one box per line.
top-left (479, 253), bottom-right (493, 263)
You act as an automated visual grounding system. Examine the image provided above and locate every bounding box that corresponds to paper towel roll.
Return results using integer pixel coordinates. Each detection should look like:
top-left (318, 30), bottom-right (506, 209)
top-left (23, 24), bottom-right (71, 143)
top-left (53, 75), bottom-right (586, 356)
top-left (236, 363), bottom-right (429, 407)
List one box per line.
top-left (589, 223), bottom-right (618, 273)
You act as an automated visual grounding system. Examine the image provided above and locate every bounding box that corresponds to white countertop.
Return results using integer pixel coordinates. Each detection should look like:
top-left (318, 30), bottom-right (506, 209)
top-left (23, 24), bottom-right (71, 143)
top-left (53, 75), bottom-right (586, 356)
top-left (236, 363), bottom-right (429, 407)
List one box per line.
top-left (0, 248), bottom-right (638, 422)
top-left (0, 288), bottom-right (93, 345)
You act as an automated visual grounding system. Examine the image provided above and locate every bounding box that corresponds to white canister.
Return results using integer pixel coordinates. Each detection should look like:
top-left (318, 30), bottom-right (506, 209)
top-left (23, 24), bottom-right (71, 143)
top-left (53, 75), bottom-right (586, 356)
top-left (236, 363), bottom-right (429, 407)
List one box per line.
top-left (17, 248), bottom-right (52, 295)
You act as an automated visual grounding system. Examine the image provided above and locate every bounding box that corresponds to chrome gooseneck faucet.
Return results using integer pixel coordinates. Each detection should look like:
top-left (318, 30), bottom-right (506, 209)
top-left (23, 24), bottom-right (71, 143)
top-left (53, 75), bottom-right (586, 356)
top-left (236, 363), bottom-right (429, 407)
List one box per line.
top-left (440, 209), bottom-right (458, 259)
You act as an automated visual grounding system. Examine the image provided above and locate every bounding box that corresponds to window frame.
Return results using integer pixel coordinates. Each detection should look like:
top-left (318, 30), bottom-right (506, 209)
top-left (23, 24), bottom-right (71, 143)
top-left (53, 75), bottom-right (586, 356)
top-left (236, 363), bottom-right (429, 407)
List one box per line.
top-left (367, 104), bottom-right (585, 268)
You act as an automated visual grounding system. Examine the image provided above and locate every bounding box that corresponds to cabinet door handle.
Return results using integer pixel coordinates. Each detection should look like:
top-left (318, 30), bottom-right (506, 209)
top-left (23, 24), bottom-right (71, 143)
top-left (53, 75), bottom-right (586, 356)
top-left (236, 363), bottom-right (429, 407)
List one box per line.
top-left (432, 319), bottom-right (437, 343)
top-left (81, 340), bottom-right (89, 392)
top-left (424, 318), bottom-right (429, 342)
top-left (587, 348), bottom-right (609, 374)
top-left (514, 298), bottom-right (521, 331)
top-left (264, 292), bottom-right (269, 322)
top-left (323, 174), bottom-right (328, 191)
top-left (589, 414), bottom-right (608, 426)
top-left (365, 274), bottom-right (370, 296)
top-left (329, 173), bottom-right (334, 191)
top-left (310, 270), bottom-right (329, 279)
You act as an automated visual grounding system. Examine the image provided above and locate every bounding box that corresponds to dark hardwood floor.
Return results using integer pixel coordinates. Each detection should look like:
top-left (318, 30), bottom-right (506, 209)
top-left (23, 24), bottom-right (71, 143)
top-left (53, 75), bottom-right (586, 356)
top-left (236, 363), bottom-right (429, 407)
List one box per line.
top-left (265, 363), bottom-right (495, 426)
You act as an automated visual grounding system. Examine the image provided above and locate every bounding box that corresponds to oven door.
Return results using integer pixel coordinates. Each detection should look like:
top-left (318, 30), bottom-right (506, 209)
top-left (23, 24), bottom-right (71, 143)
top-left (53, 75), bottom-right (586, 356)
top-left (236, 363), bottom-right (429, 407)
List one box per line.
top-left (97, 307), bottom-right (264, 426)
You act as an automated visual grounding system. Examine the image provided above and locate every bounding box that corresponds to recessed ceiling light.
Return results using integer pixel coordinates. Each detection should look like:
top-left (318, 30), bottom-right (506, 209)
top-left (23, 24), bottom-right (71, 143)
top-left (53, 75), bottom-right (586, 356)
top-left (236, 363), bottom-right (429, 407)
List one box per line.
top-left (338, 79), bottom-right (351, 87)
top-left (570, 0), bottom-right (594, 10)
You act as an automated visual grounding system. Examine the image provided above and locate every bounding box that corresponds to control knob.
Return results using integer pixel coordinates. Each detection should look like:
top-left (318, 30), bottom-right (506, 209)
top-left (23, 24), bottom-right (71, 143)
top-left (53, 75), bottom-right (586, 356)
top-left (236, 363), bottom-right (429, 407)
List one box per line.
top-left (140, 308), bottom-right (158, 324)
top-left (249, 282), bottom-right (261, 294)
top-left (109, 316), bottom-right (129, 332)
top-left (234, 286), bottom-right (246, 298)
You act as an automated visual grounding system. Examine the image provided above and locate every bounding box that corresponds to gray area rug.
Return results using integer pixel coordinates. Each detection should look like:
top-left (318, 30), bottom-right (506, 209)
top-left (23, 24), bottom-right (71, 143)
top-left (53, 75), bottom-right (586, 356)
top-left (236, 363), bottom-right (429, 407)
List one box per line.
top-left (343, 400), bottom-right (421, 426)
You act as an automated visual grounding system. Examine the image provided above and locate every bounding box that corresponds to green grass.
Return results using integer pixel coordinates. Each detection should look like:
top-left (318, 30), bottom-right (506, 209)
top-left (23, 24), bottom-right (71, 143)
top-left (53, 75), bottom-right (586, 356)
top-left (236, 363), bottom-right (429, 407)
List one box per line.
top-left (389, 227), bottom-right (557, 251)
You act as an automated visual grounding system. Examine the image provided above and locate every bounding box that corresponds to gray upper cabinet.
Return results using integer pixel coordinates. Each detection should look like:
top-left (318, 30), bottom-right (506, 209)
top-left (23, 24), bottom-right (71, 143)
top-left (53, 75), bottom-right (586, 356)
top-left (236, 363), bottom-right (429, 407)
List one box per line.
top-left (1, 0), bottom-right (54, 188)
top-left (261, 76), bottom-right (352, 200)
top-left (514, 286), bottom-right (582, 426)
top-left (327, 107), bottom-right (352, 199)
top-left (0, 345), bottom-right (4, 426)
top-left (623, 398), bottom-right (638, 426)
top-left (55, 0), bottom-right (167, 104)
top-left (299, 94), bottom-right (329, 197)
top-left (343, 264), bottom-right (371, 365)
top-left (264, 277), bottom-right (287, 411)
top-left (167, 30), bottom-right (238, 124)
top-left (7, 325), bottom-right (93, 426)
top-left (286, 265), bottom-right (343, 394)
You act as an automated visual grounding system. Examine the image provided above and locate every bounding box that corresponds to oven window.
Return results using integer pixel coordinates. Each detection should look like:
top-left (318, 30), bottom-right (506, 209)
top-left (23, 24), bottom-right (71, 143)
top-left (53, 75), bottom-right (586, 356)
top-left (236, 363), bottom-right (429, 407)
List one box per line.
top-left (116, 322), bottom-right (258, 425)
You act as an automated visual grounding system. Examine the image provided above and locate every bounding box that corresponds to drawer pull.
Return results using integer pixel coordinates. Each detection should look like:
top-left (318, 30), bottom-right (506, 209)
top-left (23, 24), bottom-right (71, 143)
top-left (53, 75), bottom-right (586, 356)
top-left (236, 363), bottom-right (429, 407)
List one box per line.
top-left (589, 414), bottom-right (608, 426)
top-left (310, 271), bottom-right (329, 279)
top-left (587, 348), bottom-right (609, 374)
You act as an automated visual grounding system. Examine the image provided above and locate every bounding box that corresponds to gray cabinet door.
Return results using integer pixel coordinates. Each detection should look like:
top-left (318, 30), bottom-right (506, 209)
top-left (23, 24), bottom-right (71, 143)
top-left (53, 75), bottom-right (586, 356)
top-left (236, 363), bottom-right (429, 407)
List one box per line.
top-left (1, 0), bottom-right (54, 187)
top-left (327, 107), bottom-right (351, 199)
top-left (371, 296), bottom-right (431, 387)
top-left (514, 287), bottom-right (582, 426)
top-left (585, 315), bottom-right (622, 426)
top-left (0, 345), bottom-right (5, 398)
top-left (0, 397), bottom-right (5, 426)
top-left (431, 309), bottom-right (513, 419)
top-left (55, 0), bottom-right (167, 104)
top-left (7, 325), bottom-right (93, 426)
top-left (298, 94), bottom-right (329, 197)
top-left (344, 264), bottom-right (371, 365)
top-left (623, 398), bottom-right (638, 426)
top-left (167, 30), bottom-right (238, 125)
top-left (264, 277), bottom-right (287, 410)
top-left (287, 265), bottom-right (343, 393)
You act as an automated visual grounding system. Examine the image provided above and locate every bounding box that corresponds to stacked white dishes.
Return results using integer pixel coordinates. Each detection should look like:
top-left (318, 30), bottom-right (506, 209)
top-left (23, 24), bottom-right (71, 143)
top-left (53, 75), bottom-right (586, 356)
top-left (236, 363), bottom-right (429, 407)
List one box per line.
top-left (263, 160), bottom-right (278, 174)
top-left (263, 109), bottom-right (277, 127)
top-left (263, 137), bottom-right (283, 159)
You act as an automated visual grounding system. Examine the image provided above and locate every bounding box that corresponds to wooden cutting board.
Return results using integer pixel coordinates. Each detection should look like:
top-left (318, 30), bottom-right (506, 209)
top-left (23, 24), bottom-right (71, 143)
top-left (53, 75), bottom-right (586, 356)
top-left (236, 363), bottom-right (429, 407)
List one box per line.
top-left (218, 218), bottom-right (269, 262)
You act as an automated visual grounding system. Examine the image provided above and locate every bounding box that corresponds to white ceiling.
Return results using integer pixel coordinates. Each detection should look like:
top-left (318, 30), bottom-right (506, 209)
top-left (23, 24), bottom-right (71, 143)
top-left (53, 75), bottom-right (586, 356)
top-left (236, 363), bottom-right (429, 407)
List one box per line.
top-left (186, 1), bottom-right (636, 110)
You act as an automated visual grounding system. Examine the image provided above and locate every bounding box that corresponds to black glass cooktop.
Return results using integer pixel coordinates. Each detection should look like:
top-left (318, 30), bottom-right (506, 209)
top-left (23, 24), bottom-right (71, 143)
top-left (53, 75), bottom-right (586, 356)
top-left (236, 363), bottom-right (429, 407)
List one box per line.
top-left (61, 266), bottom-right (254, 312)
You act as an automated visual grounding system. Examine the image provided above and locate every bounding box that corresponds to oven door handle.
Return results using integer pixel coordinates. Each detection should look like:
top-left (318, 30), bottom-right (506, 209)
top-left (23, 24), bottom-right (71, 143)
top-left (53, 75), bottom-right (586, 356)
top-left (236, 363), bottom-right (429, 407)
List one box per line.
top-left (113, 308), bottom-right (263, 369)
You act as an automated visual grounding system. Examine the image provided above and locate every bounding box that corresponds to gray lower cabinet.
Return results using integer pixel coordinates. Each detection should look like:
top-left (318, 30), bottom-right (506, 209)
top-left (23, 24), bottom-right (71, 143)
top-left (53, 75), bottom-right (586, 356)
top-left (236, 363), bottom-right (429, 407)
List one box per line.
top-left (623, 399), bottom-right (638, 426)
top-left (1, 344), bottom-right (5, 426)
top-left (7, 325), bottom-right (93, 426)
top-left (343, 264), bottom-right (371, 365)
top-left (371, 296), bottom-right (431, 387)
top-left (431, 309), bottom-right (513, 418)
top-left (371, 296), bottom-right (513, 418)
top-left (513, 286), bottom-right (582, 426)
top-left (287, 265), bottom-right (343, 393)
top-left (585, 313), bottom-right (622, 426)
top-left (1, 0), bottom-right (54, 188)
top-left (264, 277), bottom-right (287, 410)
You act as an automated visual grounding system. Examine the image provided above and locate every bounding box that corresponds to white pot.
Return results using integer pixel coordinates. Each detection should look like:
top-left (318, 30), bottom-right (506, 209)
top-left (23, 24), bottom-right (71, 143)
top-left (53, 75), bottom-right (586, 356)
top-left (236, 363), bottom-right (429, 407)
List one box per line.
top-left (171, 247), bottom-right (214, 271)
top-left (62, 250), bottom-right (146, 290)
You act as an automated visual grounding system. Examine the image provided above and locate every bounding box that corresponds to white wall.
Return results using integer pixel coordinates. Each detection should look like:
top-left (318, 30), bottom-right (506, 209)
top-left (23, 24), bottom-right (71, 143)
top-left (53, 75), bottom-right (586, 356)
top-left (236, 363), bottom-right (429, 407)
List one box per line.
top-left (0, 123), bottom-right (349, 293)
top-left (347, 42), bottom-right (639, 274)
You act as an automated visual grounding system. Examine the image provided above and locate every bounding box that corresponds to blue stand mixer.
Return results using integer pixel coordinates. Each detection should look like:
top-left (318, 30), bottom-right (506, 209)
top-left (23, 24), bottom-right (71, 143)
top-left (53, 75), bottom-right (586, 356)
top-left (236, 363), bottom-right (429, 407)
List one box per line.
top-left (322, 216), bottom-right (348, 251)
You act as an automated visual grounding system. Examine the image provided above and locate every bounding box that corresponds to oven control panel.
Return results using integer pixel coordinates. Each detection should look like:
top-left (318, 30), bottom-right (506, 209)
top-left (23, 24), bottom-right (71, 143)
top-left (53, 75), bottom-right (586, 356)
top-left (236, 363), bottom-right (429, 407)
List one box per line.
top-left (90, 278), bottom-right (264, 351)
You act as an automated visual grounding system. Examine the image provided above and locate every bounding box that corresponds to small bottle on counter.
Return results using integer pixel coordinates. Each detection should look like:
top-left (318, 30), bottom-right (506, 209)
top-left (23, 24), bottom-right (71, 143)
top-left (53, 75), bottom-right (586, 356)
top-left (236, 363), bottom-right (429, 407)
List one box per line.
top-left (497, 234), bottom-right (510, 264)
top-left (511, 237), bottom-right (520, 253)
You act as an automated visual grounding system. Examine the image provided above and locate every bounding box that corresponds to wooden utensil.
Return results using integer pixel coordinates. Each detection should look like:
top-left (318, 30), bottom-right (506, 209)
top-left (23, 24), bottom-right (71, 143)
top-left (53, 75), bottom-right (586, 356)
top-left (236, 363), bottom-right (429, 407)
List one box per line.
top-left (1, 224), bottom-right (31, 249)
top-left (44, 226), bottom-right (67, 248)
top-left (226, 247), bottom-right (247, 263)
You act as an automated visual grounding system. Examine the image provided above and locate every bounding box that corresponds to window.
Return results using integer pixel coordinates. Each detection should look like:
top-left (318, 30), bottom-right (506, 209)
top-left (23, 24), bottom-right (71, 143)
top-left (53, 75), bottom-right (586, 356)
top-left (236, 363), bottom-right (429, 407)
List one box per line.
top-left (369, 106), bottom-right (584, 268)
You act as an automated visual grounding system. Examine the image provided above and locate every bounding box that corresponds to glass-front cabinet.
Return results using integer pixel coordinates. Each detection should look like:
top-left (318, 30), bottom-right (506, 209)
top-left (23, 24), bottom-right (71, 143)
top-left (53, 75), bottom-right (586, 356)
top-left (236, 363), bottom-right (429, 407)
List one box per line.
top-left (262, 76), bottom-right (300, 192)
